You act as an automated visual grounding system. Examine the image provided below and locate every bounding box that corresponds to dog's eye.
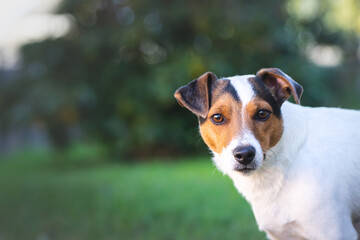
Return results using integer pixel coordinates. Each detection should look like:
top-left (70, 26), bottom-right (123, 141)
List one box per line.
top-left (256, 110), bottom-right (270, 120)
top-left (211, 114), bottom-right (225, 124)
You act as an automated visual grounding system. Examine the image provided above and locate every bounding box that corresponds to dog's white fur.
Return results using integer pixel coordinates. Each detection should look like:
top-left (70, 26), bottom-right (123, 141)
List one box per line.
top-left (212, 75), bottom-right (360, 240)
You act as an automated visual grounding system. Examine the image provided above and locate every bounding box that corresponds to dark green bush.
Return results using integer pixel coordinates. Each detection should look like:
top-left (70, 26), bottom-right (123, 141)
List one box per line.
top-left (2, 0), bottom-right (360, 159)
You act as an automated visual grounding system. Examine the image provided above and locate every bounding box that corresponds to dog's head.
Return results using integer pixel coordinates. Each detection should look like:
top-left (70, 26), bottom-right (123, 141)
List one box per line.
top-left (174, 68), bottom-right (303, 175)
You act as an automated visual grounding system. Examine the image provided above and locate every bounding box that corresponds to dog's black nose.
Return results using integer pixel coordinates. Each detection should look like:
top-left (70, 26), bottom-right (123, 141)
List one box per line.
top-left (233, 146), bottom-right (256, 165)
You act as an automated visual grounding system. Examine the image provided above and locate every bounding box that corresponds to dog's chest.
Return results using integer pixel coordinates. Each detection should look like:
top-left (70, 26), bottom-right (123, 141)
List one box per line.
top-left (231, 166), bottom-right (310, 239)
top-left (252, 203), bottom-right (306, 240)
top-left (264, 221), bottom-right (307, 240)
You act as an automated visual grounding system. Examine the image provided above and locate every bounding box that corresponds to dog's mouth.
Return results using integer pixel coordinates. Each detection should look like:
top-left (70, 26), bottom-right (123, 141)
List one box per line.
top-left (234, 165), bottom-right (256, 174)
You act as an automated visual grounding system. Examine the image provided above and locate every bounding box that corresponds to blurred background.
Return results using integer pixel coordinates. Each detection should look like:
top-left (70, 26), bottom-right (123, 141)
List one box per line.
top-left (0, 0), bottom-right (359, 239)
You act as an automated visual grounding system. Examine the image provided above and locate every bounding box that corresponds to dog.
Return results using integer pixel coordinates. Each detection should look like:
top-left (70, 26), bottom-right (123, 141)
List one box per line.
top-left (174, 68), bottom-right (360, 240)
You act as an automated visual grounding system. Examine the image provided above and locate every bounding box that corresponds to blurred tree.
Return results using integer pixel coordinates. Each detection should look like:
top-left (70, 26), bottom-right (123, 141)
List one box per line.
top-left (2, 0), bottom-right (360, 159)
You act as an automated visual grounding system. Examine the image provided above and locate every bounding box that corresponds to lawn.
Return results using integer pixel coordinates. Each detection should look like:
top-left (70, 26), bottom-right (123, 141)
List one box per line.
top-left (0, 153), bottom-right (266, 240)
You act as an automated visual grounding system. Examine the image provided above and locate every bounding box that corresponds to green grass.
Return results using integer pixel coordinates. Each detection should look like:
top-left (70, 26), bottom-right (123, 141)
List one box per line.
top-left (0, 155), bottom-right (266, 240)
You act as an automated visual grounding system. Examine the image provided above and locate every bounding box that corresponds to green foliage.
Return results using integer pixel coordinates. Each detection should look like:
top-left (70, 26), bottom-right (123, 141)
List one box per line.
top-left (0, 157), bottom-right (266, 240)
top-left (2, 0), bottom-right (360, 158)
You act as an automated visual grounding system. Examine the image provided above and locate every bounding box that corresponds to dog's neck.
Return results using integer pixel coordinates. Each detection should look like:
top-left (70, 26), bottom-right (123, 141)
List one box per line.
top-left (227, 101), bottom-right (308, 203)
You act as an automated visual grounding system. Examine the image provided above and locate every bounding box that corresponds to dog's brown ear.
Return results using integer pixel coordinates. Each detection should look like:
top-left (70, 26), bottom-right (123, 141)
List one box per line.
top-left (174, 72), bottom-right (218, 118)
top-left (256, 68), bottom-right (303, 105)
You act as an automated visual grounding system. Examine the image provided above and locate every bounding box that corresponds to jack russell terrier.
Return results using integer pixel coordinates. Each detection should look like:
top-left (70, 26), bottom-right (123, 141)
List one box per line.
top-left (174, 68), bottom-right (360, 240)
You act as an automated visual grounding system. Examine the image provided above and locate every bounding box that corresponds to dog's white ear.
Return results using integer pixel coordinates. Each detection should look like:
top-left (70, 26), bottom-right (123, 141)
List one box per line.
top-left (174, 72), bottom-right (218, 118)
top-left (256, 68), bottom-right (303, 105)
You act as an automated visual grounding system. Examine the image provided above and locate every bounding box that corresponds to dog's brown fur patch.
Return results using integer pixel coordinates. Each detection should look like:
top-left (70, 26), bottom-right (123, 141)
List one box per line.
top-left (199, 83), bottom-right (242, 153)
top-left (245, 99), bottom-right (283, 150)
